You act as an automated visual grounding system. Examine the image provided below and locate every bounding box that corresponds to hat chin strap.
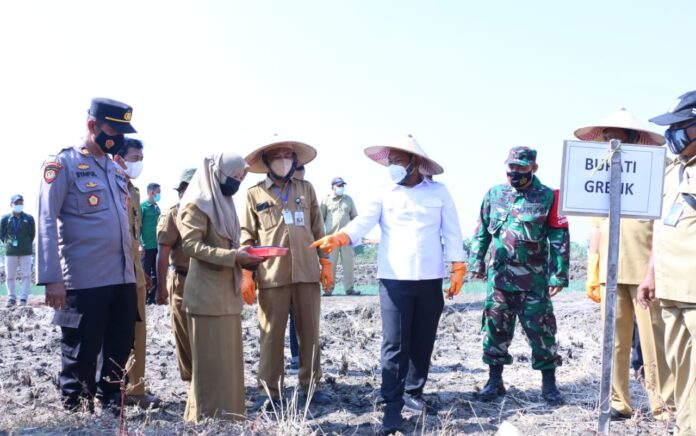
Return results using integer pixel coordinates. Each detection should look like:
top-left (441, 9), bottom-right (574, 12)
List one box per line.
top-left (397, 156), bottom-right (418, 186)
top-left (263, 152), bottom-right (298, 182)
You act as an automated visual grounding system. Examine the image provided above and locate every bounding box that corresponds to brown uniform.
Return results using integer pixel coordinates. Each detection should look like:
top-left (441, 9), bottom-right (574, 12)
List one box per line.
top-left (653, 157), bottom-right (696, 433)
top-left (320, 193), bottom-right (358, 291)
top-left (156, 203), bottom-right (192, 382)
top-left (126, 182), bottom-right (148, 396)
top-left (240, 177), bottom-right (325, 398)
top-left (592, 217), bottom-right (674, 417)
top-left (179, 204), bottom-right (245, 422)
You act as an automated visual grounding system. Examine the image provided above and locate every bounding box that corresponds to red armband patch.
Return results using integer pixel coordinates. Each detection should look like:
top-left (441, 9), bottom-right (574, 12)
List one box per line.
top-left (43, 161), bottom-right (64, 184)
top-left (548, 189), bottom-right (568, 228)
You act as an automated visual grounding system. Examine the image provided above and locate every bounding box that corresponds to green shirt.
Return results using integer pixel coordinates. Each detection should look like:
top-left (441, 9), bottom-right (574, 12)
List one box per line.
top-left (469, 176), bottom-right (570, 291)
top-left (0, 212), bottom-right (35, 256)
top-left (140, 200), bottom-right (161, 249)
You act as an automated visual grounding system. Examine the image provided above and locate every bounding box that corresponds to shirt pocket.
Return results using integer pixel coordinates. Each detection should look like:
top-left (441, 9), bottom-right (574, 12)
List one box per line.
top-left (513, 239), bottom-right (547, 264)
top-left (75, 180), bottom-right (110, 214)
top-left (487, 210), bottom-right (508, 235)
top-left (258, 203), bottom-right (281, 230)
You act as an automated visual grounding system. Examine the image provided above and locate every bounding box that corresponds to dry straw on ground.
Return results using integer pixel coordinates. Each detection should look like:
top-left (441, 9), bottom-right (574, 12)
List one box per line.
top-left (0, 292), bottom-right (669, 435)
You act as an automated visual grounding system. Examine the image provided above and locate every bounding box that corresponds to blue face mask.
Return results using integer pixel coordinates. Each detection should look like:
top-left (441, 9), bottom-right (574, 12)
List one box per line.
top-left (154, 193), bottom-right (161, 203)
top-left (665, 119), bottom-right (696, 155)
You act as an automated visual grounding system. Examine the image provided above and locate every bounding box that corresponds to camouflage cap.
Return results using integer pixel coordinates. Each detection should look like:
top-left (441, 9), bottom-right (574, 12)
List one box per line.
top-left (176, 168), bottom-right (196, 190)
top-left (504, 146), bottom-right (537, 166)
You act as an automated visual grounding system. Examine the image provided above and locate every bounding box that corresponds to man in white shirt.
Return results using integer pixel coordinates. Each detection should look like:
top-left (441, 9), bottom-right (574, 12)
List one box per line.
top-left (311, 136), bottom-right (467, 436)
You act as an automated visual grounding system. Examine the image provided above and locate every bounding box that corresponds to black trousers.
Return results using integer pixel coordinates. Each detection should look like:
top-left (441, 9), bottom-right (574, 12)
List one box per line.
top-left (142, 248), bottom-right (158, 304)
top-left (52, 284), bottom-right (138, 407)
top-left (379, 278), bottom-right (444, 413)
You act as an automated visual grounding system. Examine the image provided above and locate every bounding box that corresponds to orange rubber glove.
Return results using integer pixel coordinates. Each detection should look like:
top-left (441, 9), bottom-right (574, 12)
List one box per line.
top-left (585, 253), bottom-right (600, 303)
top-left (445, 262), bottom-right (467, 299)
top-left (309, 232), bottom-right (351, 254)
top-left (241, 269), bottom-right (256, 305)
top-left (319, 258), bottom-right (334, 292)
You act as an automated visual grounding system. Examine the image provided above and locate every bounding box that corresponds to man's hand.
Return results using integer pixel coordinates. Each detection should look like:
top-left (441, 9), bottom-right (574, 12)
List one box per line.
top-left (445, 262), bottom-right (467, 299)
top-left (45, 282), bottom-right (67, 309)
top-left (309, 232), bottom-right (350, 254)
top-left (156, 281), bottom-right (169, 305)
top-left (236, 246), bottom-right (266, 268)
top-left (637, 276), bottom-right (656, 309)
top-left (241, 269), bottom-right (256, 305)
top-left (470, 271), bottom-right (485, 280)
top-left (319, 258), bottom-right (334, 292)
top-left (548, 286), bottom-right (563, 297)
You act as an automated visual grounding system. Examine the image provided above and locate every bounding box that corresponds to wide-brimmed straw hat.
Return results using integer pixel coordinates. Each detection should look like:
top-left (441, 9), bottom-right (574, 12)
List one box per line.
top-left (574, 108), bottom-right (665, 146)
top-left (364, 135), bottom-right (444, 175)
top-left (245, 136), bottom-right (317, 174)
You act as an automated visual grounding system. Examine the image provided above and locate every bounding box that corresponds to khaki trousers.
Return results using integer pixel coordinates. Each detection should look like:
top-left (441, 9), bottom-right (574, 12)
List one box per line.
top-left (601, 284), bottom-right (674, 416)
top-left (258, 283), bottom-right (321, 398)
top-left (184, 313), bottom-right (245, 422)
top-left (330, 245), bottom-right (355, 290)
top-left (661, 299), bottom-right (696, 435)
top-left (126, 283), bottom-right (147, 395)
top-left (168, 270), bottom-right (192, 381)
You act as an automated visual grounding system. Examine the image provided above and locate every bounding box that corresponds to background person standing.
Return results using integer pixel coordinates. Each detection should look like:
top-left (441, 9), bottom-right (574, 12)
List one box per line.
top-left (320, 177), bottom-right (359, 296)
top-left (1, 194), bottom-right (35, 306)
top-left (156, 168), bottom-right (196, 382)
top-left (141, 182), bottom-right (161, 304)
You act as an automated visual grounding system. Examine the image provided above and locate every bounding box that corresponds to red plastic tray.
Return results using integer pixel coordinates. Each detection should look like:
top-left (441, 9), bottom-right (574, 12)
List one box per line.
top-left (248, 246), bottom-right (289, 257)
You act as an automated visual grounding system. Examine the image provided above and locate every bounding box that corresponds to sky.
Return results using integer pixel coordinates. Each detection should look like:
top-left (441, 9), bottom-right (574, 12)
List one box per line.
top-left (1, 0), bottom-right (694, 243)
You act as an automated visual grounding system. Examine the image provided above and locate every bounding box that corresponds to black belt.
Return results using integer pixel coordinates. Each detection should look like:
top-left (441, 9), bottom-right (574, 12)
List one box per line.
top-left (174, 269), bottom-right (188, 277)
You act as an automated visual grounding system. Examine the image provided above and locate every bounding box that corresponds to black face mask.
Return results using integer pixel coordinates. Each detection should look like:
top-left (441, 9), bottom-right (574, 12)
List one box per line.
top-left (507, 170), bottom-right (533, 189)
top-left (665, 120), bottom-right (696, 155)
top-left (95, 130), bottom-right (124, 155)
top-left (219, 177), bottom-right (241, 196)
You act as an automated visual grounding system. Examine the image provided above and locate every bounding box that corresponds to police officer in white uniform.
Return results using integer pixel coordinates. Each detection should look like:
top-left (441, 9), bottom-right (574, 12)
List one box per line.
top-left (37, 98), bottom-right (139, 410)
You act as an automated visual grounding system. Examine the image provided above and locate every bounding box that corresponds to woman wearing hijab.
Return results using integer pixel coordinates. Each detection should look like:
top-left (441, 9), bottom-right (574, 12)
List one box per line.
top-left (178, 152), bottom-right (266, 422)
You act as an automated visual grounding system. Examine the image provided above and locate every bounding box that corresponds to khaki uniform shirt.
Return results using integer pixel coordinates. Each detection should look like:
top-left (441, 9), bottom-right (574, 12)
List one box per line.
top-left (592, 217), bottom-right (653, 285)
top-left (157, 204), bottom-right (190, 271)
top-left (654, 156), bottom-right (696, 303)
top-left (127, 181), bottom-right (147, 287)
top-left (36, 145), bottom-right (135, 289)
top-left (320, 193), bottom-right (358, 234)
top-left (179, 204), bottom-right (242, 316)
top-left (240, 177), bottom-right (325, 289)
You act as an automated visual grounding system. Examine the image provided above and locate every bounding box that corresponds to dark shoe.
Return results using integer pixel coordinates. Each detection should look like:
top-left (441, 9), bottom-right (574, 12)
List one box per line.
top-left (5, 299), bottom-right (16, 308)
top-left (125, 392), bottom-right (161, 409)
top-left (379, 408), bottom-right (403, 435)
top-left (19, 299), bottom-right (27, 306)
top-left (541, 369), bottom-right (563, 406)
top-left (610, 408), bottom-right (631, 421)
top-left (305, 389), bottom-right (331, 406)
top-left (345, 288), bottom-right (361, 296)
top-left (94, 394), bottom-right (122, 417)
top-left (403, 394), bottom-right (438, 415)
top-left (478, 365), bottom-right (506, 402)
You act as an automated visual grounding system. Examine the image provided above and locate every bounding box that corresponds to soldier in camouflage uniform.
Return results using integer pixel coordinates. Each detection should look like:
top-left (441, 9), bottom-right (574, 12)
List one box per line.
top-left (469, 146), bottom-right (570, 405)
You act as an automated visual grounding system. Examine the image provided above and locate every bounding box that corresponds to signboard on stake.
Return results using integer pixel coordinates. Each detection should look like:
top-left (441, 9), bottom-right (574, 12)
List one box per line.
top-left (559, 140), bottom-right (666, 219)
top-left (560, 139), bottom-right (666, 435)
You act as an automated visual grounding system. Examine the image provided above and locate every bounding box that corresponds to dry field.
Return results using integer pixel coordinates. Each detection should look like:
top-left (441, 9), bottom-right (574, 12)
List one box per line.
top-left (0, 284), bottom-right (671, 435)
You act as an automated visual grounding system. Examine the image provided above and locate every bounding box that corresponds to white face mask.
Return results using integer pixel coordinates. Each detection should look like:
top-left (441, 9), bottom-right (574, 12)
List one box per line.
top-left (335, 186), bottom-right (345, 196)
top-left (270, 158), bottom-right (294, 177)
top-left (125, 161), bottom-right (144, 179)
top-left (12, 205), bottom-right (24, 214)
top-left (388, 164), bottom-right (408, 184)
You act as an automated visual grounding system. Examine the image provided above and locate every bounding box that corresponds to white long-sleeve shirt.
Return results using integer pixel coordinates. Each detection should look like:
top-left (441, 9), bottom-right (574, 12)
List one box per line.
top-left (342, 178), bottom-right (465, 280)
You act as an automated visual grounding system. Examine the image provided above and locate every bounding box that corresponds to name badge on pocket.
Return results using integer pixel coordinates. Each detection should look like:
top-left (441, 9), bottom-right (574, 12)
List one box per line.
top-left (294, 210), bottom-right (305, 226)
top-left (282, 209), bottom-right (294, 225)
top-left (663, 203), bottom-right (684, 227)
